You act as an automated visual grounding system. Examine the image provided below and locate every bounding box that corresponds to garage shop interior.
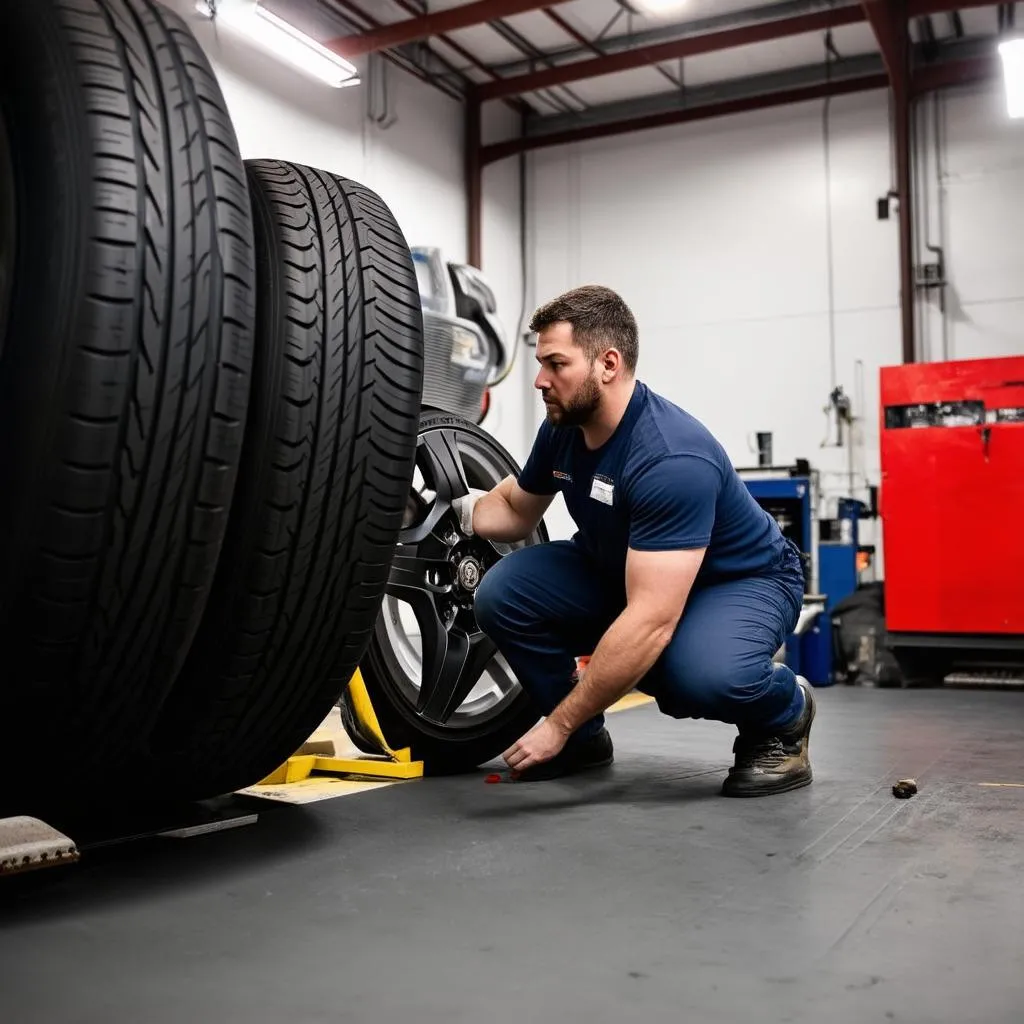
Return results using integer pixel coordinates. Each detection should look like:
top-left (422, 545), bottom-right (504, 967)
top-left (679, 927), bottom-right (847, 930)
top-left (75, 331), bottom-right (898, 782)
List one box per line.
top-left (1, 0), bottom-right (1022, 1020)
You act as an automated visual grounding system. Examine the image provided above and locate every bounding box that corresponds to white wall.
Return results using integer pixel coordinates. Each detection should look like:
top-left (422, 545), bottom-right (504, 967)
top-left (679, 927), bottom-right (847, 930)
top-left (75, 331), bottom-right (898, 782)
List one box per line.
top-left (165, 1), bottom-right (528, 465)
top-left (523, 79), bottom-right (1024, 567)
top-left (917, 84), bottom-right (1024, 363)
top-left (479, 108), bottom-right (533, 468)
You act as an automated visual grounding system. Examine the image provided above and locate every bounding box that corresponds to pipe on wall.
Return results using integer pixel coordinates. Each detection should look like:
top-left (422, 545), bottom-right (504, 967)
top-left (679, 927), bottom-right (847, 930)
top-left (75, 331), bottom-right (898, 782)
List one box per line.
top-left (896, 83), bottom-right (916, 363)
top-left (466, 94), bottom-right (482, 269)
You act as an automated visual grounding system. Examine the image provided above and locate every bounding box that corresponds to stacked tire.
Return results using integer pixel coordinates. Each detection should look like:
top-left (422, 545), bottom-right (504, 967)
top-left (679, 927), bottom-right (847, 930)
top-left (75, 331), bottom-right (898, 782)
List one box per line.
top-left (0, 0), bottom-right (425, 813)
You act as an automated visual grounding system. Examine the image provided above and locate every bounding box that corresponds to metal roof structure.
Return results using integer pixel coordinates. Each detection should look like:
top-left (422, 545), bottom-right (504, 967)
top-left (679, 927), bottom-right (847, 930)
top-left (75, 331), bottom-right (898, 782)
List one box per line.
top-left (302, 2), bottom-right (1007, 141)
top-left (260, 1), bottom-right (1015, 362)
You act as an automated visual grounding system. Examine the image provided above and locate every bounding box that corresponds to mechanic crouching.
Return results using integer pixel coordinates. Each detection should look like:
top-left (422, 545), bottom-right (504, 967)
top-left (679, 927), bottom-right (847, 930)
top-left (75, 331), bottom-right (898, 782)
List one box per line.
top-left (453, 284), bottom-right (814, 797)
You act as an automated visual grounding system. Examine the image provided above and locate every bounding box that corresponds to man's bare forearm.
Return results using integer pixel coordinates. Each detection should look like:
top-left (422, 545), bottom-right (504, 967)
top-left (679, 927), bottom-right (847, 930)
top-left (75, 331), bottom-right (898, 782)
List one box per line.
top-left (546, 606), bottom-right (675, 736)
top-left (472, 476), bottom-right (535, 543)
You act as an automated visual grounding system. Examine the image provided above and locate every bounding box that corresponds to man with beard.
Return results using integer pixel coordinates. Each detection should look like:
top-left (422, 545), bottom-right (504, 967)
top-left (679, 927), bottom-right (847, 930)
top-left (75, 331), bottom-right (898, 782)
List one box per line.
top-left (458, 285), bottom-right (814, 797)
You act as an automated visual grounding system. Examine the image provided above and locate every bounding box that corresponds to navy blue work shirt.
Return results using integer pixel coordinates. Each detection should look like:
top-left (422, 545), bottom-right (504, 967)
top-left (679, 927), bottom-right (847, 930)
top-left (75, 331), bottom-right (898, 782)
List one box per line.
top-left (517, 381), bottom-right (792, 587)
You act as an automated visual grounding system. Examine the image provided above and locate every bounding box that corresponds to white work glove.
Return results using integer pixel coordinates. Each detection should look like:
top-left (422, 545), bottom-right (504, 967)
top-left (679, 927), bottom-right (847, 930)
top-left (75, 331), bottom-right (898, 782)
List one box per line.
top-left (452, 488), bottom-right (487, 536)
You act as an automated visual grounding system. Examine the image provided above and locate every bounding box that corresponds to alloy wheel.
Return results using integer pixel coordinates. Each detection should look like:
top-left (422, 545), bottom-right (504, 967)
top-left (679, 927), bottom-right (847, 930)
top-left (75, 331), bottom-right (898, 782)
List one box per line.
top-left (376, 415), bottom-right (545, 732)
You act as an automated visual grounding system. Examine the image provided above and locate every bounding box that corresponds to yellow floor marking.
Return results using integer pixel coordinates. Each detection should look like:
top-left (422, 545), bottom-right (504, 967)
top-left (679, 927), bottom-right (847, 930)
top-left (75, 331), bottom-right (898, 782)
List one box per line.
top-left (978, 782), bottom-right (1024, 789)
top-left (608, 691), bottom-right (655, 713)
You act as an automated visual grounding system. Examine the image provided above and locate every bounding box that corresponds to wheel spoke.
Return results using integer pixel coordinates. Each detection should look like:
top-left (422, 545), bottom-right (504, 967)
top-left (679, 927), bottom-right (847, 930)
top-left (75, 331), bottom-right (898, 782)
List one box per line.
top-left (401, 489), bottom-right (430, 530)
top-left (419, 628), bottom-right (498, 726)
top-left (388, 553), bottom-right (454, 595)
top-left (400, 431), bottom-right (470, 545)
top-left (386, 579), bottom-right (454, 709)
top-left (421, 428), bottom-right (470, 506)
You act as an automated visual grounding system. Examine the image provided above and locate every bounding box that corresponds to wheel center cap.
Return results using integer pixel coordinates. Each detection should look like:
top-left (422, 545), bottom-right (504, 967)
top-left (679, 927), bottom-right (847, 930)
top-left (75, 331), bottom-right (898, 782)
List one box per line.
top-left (457, 557), bottom-right (482, 592)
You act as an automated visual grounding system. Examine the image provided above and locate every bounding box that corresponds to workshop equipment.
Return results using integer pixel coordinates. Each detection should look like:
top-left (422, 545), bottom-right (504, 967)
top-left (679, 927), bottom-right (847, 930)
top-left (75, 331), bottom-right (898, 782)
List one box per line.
top-left (739, 463), bottom-right (870, 685)
top-left (739, 462), bottom-right (817, 590)
top-left (739, 463), bottom-right (826, 683)
top-left (819, 498), bottom-right (868, 615)
top-left (880, 355), bottom-right (1024, 681)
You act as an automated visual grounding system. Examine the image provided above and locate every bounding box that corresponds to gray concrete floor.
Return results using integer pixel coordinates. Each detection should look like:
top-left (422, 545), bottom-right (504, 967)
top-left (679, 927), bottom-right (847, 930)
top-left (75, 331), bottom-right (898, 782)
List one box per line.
top-left (1, 686), bottom-right (1023, 1023)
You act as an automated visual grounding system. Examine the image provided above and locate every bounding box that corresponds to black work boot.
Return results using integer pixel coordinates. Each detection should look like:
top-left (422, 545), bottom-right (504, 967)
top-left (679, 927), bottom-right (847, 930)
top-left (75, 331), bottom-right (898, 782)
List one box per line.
top-left (721, 677), bottom-right (816, 798)
top-left (511, 726), bottom-right (614, 782)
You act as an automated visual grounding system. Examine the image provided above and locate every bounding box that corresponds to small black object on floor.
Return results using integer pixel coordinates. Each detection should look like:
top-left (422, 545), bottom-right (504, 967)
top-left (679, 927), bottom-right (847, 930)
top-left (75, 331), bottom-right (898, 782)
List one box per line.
top-left (1, 688), bottom-right (1022, 1024)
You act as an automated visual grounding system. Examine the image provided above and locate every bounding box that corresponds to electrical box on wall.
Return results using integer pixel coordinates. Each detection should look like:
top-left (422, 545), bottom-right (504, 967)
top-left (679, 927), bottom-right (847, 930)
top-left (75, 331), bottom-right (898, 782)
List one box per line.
top-left (876, 191), bottom-right (899, 220)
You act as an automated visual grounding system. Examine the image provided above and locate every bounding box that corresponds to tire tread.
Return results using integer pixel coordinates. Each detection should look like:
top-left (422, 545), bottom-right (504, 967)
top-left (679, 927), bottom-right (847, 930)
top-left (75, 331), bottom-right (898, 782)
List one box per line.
top-left (154, 160), bottom-right (424, 797)
top-left (0, 0), bottom-right (254, 788)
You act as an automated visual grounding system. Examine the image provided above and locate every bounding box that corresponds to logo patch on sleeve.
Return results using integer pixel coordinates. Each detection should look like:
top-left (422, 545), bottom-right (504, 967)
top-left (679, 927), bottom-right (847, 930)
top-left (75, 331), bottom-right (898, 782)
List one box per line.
top-left (552, 470), bottom-right (572, 483)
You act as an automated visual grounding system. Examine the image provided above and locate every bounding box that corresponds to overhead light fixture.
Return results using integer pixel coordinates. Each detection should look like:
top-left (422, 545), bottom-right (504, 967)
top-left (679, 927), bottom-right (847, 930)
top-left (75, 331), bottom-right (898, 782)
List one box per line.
top-left (999, 37), bottom-right (1024, 118)
top-left (625, 0), bottom-right (689, 15)
top-left (196, 0), bottom-right (359, 89)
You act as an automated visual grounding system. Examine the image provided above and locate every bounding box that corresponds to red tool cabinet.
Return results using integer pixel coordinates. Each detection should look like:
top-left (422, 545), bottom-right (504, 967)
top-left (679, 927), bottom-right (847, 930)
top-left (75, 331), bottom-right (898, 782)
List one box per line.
top-left (879, 355), bottom-right (1024, 647)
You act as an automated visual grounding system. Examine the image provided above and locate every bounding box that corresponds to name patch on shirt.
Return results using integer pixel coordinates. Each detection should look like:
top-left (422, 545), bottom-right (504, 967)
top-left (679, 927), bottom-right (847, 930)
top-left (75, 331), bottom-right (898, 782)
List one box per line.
top-left (590, 475), bottom-right (614, 506)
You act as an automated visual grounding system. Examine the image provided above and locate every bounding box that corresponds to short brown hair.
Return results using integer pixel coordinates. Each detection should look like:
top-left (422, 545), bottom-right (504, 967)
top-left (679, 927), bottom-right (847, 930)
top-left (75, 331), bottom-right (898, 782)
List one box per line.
top-left (529, 285), bottom-right (639, 373)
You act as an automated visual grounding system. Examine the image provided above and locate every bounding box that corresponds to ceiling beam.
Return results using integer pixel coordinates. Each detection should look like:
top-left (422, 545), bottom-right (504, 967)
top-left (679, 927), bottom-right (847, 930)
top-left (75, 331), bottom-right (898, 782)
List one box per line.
top-left (463, 1), bottom-right (848, 81)
top-left (480, 71), bottom-right (890, 164)
top-left (388, 0), bottom-right (532, 115)
top-left (907, 0), bottom-right (999, 14)
top-left (859, 1), bottom-right (910, 85)
top-left (328, 0), bottom-right (569, 58)
top-left (325, 0), bottom-right (465, 101)
top-left (476, 6), bottom-right (868, 102)
top-left (912, 51), bottom-right (1000, 92)
top-left (479, 45), bottom-right (1001, 166)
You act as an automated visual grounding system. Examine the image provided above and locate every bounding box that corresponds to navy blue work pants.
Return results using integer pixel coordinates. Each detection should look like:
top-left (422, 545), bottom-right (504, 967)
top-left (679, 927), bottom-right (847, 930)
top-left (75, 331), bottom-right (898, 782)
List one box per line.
top-left (475, 540), bottom-right (805, 743)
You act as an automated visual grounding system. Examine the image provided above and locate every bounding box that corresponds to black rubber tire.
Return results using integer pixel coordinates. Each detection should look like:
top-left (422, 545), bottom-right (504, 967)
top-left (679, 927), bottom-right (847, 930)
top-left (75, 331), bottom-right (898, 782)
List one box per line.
top-left (0, 0), bottom-right (254, 788)
top-left (0, 112), bottom-right (13, 359)
top-left (149, 159), bottom-right (425, 799)
top-left (350, 409), bottom-right (545, 774)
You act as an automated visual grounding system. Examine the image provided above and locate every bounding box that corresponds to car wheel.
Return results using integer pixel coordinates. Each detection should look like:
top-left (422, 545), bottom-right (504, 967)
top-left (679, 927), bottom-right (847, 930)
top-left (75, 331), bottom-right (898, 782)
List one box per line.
top-left (342, 409), bottom-right (545, 773)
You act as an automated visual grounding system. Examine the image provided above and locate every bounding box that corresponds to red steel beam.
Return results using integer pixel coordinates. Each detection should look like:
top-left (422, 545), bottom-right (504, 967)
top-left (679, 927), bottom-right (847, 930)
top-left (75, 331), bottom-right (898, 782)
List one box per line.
top-left (860, 2), bottom-right (914, 362)
top-left (860, 0), bottom-right (901, 81)
top-left (859, 1), bottom-right (906, 82)
top-left (546, 7), bottom-right (682, 90)
top-left (479, 52), bottom-right (1001, 165)
top-left (329, 0), bottom-right (569, 58)
top-left (913, 52), bottom-right (999, 93)
top-left (390, 0), bottom-right (528, 115)
top-left (476, 6), bottom-right (867, 101)
top-left (331, 0), bottom-right (463, 100)
top-left (480, 72), bottom-right (890, 164)
top-left (907, 0), bottom-right (998, 14)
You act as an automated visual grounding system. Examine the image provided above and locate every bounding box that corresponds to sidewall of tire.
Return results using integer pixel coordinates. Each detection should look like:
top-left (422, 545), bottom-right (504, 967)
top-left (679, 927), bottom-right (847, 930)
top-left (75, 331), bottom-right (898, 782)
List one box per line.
top-left (0, 105), bottom-right (14, 358)
top-left (0, 2), bottom-right (91, 594)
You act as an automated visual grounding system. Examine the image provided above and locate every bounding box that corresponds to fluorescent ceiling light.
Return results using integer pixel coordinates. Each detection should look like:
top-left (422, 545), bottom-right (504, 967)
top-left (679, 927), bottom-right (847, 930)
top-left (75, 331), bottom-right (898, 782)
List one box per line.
top-left (999, 38), bottom-right (1024, 118)
top-left (196, 0), bottom-right (359, 89)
